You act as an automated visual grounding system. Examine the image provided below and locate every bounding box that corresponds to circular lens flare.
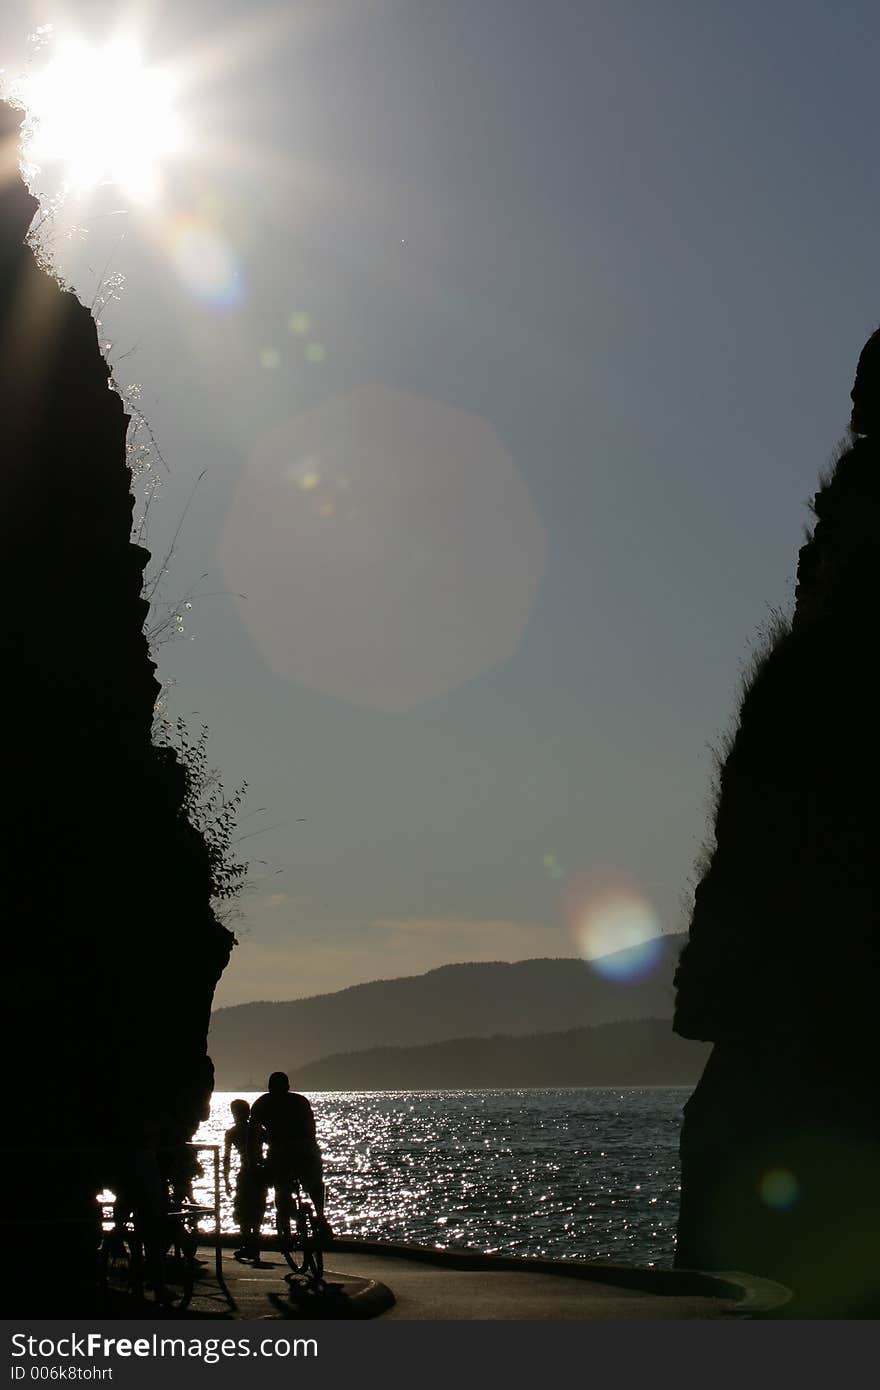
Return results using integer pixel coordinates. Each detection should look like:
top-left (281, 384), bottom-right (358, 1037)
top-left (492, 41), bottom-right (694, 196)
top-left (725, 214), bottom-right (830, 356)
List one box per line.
top-left (564, 872), bottom-right (664, 982)
top-left (759, 1169), bottom-right (800, 1210)
top-left (218, 386), bottom-right (548, 712)
top-left (166, 214), bottom-right (243, 309)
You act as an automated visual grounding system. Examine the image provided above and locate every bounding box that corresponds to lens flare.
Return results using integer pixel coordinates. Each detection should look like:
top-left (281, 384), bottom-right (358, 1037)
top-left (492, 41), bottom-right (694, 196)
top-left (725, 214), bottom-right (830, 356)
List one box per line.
top-left (542, 852), bottom-right (565, 881)
top-left (759, 1168), bottom-right (800, 1210)
top-left (218, 386), bottom-right (548, 712)
top-left (166, 214), bottom-right (243, 309)
top-left (564, 872), bottom-right (664, 982)
top-left (281, 456), bottom-right (347, 521)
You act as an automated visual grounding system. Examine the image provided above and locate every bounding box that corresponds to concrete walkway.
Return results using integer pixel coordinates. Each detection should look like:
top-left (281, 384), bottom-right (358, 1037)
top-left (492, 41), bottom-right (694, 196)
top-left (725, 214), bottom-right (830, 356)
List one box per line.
top-left (176, 1239), bottom-right (790, 1320)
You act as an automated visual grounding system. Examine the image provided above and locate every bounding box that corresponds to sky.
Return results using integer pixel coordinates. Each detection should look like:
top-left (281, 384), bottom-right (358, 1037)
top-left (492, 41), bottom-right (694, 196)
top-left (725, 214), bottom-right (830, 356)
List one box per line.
top-left (2, 1), bottom-right (878, 1005)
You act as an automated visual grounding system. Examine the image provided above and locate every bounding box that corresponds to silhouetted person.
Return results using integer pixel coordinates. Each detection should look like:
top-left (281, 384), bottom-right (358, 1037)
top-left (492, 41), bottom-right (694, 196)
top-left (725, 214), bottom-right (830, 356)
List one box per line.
top-left (107, 1127), bottom-right (171, 1303)
top-left (160, 1141), bottom-right (202, 1210)
top-left (249, 1072), bottom-right (331, 1241)
top-left (223, 1098), bottom-right (266, 1259)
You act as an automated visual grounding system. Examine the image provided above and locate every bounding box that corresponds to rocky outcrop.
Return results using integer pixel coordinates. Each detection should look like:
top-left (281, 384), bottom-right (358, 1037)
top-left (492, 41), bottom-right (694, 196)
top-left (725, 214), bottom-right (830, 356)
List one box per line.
top-left (673, 329), bottom-right (880, 1313)
top-left (0, 102), bottom-right (233, 1311)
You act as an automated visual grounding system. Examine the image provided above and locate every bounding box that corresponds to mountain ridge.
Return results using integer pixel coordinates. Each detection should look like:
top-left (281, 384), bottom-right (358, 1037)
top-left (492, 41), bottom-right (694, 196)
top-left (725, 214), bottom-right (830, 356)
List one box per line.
top-left (209, 934), bottom-right (685, 1086)
top-left (214, 954), bottom-right (574, 1014)
top-left (286, 1017), bottom-right (709, 1090)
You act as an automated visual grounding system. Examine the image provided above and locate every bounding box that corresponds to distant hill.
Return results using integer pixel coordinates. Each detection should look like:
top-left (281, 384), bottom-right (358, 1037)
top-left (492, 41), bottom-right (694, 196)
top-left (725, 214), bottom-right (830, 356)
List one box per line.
top-left (286, 1018), bottom-right (709, 1090)
top-left (209, 935), bottom-right (685, 1087)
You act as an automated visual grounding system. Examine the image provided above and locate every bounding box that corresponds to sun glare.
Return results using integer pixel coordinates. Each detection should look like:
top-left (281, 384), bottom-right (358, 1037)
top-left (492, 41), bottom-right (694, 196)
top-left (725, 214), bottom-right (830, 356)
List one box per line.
top-left (20, 34), bottom-right (183, 202)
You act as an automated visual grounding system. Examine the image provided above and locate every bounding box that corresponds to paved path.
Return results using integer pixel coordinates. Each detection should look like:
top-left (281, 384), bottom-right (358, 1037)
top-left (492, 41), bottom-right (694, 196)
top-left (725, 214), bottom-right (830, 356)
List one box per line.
top-left (177, 1241), bottom-right (789, 1320)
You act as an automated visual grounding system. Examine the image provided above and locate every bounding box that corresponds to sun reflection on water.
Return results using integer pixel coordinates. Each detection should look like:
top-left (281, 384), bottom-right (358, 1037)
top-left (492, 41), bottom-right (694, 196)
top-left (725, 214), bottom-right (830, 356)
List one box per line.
top-left (193, 1088), bottom-right (686, 1265)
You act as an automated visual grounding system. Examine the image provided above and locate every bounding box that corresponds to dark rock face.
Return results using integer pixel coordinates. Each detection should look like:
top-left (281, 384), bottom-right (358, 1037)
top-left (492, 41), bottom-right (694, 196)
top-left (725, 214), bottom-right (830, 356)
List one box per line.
top-left (0, 102), bottom-right (233, 1310)
top-left (673, 328), bottom-right (880, 1312)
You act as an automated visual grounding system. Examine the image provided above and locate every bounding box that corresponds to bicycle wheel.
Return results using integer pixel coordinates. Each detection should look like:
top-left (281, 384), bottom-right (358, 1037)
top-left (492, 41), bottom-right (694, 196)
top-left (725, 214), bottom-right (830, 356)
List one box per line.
top-left (298, 1205), bottom-right (324, 1284)
top-left (277, 1198), bottom-right (308, 1274)
top-left (99, 1227), bottom-right (144, 1300)
top-left (162, 1219), bottom-right (198, 1310)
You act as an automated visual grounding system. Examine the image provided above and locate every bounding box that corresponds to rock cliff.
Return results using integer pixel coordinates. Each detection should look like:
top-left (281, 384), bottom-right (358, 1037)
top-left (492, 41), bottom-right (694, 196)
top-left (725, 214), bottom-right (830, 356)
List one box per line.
top-left (0, 101), bottom-right (233, 1311)
top-left (673, 328), bottom-right (880, 1313)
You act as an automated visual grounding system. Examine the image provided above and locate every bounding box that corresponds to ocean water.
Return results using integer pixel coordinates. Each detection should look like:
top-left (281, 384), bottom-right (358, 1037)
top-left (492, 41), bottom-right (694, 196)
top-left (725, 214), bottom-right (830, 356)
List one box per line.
top-left (192, 1087), bottom-right (689, 1267)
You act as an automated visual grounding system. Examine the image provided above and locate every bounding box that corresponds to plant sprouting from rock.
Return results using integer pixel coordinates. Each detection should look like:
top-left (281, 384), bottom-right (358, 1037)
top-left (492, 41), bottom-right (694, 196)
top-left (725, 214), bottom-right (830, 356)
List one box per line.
top-left (159, 717), bottom-right (249, 911)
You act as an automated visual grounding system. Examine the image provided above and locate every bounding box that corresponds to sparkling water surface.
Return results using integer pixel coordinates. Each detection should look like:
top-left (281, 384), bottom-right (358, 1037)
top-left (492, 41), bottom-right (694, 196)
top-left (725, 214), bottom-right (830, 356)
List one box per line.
top-left (193, 1087), bottom-right (687, 1267)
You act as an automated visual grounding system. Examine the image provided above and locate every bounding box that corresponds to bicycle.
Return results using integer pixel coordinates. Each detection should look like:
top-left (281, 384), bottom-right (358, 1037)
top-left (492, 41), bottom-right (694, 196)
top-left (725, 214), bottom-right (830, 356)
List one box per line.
top-left (98, 1219), bottom-right (145, 1301)
top-left (98, 1204), bottom-right (202, 1308)
top-left (274, 1181), bottom-right (325, 1286)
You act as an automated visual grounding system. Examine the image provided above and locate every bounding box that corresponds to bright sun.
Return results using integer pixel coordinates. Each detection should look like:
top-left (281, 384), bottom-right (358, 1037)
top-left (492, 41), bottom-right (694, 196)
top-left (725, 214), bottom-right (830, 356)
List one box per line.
top-left (20, 35), bottom-right (183, 203)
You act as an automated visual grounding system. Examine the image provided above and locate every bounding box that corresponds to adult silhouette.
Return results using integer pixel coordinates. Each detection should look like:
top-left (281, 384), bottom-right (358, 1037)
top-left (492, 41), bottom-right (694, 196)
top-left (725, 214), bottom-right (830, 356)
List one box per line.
top-left (249, 1073), bottom-right (330, 1240)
